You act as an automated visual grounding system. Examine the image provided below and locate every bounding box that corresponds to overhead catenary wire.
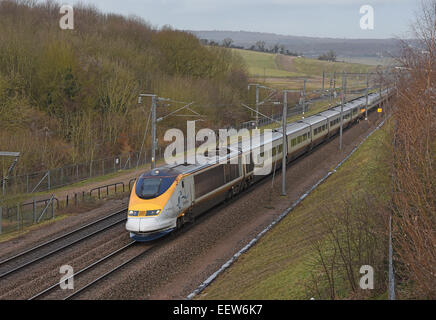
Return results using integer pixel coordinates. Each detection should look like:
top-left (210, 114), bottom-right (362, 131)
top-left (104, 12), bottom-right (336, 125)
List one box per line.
top-left (241, 103), bottom-right (281, 125)
top-left (135, 108), bottom-right (152, 170)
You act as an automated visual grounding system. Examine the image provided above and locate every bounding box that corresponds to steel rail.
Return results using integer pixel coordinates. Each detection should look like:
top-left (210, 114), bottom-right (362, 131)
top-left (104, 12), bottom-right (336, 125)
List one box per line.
top-left (29, 241), bottom-right (136, 300)
top-left (0, 209), bottom-right (128, 279)
top-left (64, 245), bottom-right (154, 300)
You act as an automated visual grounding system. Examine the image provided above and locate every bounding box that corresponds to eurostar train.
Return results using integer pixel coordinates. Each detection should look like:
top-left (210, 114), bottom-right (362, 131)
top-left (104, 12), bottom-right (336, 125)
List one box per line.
top-left (126, 90), bottom-right (390, 241)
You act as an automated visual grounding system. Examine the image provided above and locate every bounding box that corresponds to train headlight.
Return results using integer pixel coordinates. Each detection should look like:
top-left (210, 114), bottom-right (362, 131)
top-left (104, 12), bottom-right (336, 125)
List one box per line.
top-left (129, 210), bottom-right (139, 217)
top-left (146, 209), bottom-right (161, 216)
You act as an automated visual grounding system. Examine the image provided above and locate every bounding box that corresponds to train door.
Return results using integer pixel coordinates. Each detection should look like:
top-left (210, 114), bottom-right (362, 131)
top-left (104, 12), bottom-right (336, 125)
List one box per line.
top-left (183, 175), bottom-right (195, 207)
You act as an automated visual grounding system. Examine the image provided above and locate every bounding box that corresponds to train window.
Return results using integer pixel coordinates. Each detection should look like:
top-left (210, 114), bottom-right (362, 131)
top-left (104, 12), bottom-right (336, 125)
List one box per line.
top-left (291, 138), bottom-right (297, 147)
top-left (194, 165), bottom-right (225, 198)
top-left (231, 164), bottom-right (239, 181)
top-left (135, 176), bottom-right (176, 199)
top-left (297, 136), bottom-right (302, 143)
top-left (224, 164), bottom-right (239, 183)
top-left (246, 154), bottom-right (254, 174)
top-left (224, 165), bottom-right (231, 183)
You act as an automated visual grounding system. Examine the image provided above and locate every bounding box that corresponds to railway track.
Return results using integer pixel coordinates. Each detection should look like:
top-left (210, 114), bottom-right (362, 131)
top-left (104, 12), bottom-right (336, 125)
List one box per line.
top-left (0, 208), bottom-right (128, 280)
top-left (29, 241), bottom-right (153, 300)
top-left (30, 217), bottom-right (203, 300)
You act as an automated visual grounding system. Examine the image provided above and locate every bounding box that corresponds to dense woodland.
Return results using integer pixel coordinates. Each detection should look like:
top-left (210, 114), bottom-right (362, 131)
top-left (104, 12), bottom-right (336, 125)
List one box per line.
top-left (0, 0), bottom-right (249, 175)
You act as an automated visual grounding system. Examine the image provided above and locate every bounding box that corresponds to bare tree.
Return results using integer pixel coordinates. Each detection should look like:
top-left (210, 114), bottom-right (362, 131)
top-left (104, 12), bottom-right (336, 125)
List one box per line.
top-left (255, 41), bottom-right (266, 52)
top-left (222, 38), bottom-right (234, 48)
top-left (393, 0), bottom-right (436, 299)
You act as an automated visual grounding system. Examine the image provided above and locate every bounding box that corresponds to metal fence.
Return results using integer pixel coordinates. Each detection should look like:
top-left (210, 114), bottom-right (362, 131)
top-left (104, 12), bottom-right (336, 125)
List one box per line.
top-left (0, 196), bottom-right (58, 234)
top-left (0, 178), bottom-right (138, 235)
top-left (0, 150), bottom-right (166, 198)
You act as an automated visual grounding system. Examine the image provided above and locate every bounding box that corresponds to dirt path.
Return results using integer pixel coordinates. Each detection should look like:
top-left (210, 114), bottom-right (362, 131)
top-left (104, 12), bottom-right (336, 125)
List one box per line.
top-left (276, 54), bottom-right (297, 73)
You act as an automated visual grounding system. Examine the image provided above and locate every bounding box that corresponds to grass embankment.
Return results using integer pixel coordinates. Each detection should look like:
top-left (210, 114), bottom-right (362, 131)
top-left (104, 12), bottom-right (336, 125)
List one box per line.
top-left (232, 49), bottom-right (300, 78)
top-left (198, 121), bottom-right (391, 300)
top-left (293, 57), bottom-right (373, 77)
top-left (233, 48), bottom-right (375, 90)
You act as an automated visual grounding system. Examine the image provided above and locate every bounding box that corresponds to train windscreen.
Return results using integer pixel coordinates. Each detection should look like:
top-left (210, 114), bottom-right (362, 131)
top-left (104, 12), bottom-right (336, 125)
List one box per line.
top-left (135, 176), bottom-right (176, 199)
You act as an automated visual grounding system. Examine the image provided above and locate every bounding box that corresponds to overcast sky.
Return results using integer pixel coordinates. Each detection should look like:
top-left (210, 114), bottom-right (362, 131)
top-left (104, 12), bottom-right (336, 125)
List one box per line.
top-left (71, 0), bottom-right (420, 39)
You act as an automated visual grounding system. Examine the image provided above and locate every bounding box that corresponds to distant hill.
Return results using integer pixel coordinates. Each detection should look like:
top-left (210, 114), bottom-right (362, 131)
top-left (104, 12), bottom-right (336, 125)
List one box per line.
top-left (189, 30), bottom-right (404, 59)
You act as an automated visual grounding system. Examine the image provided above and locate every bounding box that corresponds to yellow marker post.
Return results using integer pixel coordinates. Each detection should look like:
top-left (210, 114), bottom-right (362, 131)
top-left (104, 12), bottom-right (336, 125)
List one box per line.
top-left (378, 108), bottom-right (383, 113)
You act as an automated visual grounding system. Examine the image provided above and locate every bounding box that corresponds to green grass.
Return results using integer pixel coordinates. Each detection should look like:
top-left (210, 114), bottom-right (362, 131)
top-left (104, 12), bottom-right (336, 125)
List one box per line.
top-left (233, 49), bottom-right (375, 81)
top-left (293, 57), bottom-right (374, 77)
top-left (197, 120), bottom-right (391, 300)
top-left (0, 214), bottom-right (69, 243)
top-left (232, 49), bottom-right (300, 78)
